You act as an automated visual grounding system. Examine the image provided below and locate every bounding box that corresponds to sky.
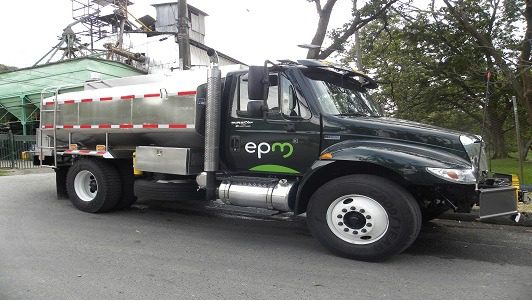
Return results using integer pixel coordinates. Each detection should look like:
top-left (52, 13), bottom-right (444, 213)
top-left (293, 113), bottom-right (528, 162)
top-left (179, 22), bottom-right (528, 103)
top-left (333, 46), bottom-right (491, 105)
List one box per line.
top-left (0, 0), bottom-right (354, 68)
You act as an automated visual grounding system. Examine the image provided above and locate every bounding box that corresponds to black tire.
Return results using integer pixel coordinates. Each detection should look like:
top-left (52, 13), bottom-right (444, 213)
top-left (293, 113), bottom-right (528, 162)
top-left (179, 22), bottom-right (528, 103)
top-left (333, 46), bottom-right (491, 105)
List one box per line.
top-left (66, 159), bottom-right (122, 213)
top-left (134, 179), bottom-right (205, 201)
top-left (112, 159), bottom-right (137, 210)
top-left (307, 175), bottom-right (422, 261)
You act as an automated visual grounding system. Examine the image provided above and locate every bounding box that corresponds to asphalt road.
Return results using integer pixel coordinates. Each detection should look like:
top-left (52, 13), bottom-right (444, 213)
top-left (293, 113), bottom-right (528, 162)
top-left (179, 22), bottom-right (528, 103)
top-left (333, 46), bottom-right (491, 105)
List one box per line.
top-left (1, 173), bottom-right (531, 300)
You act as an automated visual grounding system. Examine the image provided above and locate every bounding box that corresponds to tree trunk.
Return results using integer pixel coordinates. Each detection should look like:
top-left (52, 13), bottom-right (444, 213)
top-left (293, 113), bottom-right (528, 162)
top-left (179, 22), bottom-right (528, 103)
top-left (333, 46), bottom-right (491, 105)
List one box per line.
top-left (306, 0), bottom-right (338, 59)
top-left (488, 124), bottom-right (508, 159)
top-left (486, 103), bottom-right (508, 159)
top-left (520, 0), bottom-right (532, 125)
top-left (353, 0), bottom-right (363, 70)
top-left (306, 0), bottom-right (398, 59)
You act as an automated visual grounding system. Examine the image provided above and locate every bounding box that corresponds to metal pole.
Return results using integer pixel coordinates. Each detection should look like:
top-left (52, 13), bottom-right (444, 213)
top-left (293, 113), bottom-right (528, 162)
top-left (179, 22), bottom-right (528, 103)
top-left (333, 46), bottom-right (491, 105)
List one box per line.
top-left (177, 0), bottom-right (191, 70)
top-left (8, 129), bottom-right (14, 169)
top-left (512, 96), bottom-right (525, 188)
top-left (116, 2), bottom-right (127, 50)
top-left (479, 71), bottom-right (491, 179)
top-left (20, 96), bottom-right (27, 136)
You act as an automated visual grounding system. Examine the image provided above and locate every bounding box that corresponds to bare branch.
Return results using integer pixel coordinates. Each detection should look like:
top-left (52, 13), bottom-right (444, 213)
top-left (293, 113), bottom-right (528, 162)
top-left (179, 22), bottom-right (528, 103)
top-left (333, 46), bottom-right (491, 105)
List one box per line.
top-left (311, 0), bottom-right (322, 14)
top-left (306, 0), bottom-right (338, 58)
top-left (322, 0), bottom-right (336, 13)
top-left (318, 0), bottom-right (400, 59)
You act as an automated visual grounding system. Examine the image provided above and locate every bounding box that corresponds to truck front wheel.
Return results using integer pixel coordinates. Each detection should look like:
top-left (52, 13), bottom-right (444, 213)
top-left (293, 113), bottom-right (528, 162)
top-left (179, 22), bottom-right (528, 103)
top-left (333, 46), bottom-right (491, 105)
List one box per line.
top-left (307, 175), bottom-right (421, 261)
top-left (66, 159), bottom-right (122, 213)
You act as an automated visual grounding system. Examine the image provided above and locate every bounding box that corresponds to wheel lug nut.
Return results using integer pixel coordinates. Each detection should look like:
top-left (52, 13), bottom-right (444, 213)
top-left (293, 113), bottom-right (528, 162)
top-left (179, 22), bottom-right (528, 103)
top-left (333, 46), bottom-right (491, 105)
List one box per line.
top-left (343, 228), bottom-right (349, 232)
top-left (337, 214), bottom-right (342, 218)
top-left (353, 231), bottom-right (358, 235)
top-left (360, 209), bottom-right (365, 213)
top-left (350, 206), bottom-right (356, 210)
top-left (342, 209), bottom-right (347, 213)
top-left (338, 222), bottom-right (343, 226)
top-left (366, 215), bottom-right (371, 219)
top-left (367, 223), bottom-right (372, 227)
top-left (361, 229), bottom-right (367, 233)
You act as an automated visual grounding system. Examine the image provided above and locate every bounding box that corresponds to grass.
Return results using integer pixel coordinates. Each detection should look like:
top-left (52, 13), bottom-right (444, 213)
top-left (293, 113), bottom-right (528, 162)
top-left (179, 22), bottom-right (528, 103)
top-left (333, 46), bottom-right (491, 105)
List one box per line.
top-left (0, 169), bottom-right (7, 176)
top-left (489, 155), bottom-right (532, 186)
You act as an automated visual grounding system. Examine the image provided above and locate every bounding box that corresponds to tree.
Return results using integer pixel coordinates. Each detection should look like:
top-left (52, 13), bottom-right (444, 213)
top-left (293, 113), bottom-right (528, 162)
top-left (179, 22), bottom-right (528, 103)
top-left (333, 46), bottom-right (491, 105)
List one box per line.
top-left (442, 0), bottom-right (532, 159)
top-left (348, 0), bottom-right (524, 158)
top-left (443, 0), bottom-right (532, 122)
top-left (305, 0), bottom-right (399, 59)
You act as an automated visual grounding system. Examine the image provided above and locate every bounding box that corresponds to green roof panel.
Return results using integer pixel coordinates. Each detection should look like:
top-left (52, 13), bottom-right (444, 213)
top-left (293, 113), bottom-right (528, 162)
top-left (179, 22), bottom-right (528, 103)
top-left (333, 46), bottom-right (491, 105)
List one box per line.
top-left (0, 58), bottom-right (145, 121)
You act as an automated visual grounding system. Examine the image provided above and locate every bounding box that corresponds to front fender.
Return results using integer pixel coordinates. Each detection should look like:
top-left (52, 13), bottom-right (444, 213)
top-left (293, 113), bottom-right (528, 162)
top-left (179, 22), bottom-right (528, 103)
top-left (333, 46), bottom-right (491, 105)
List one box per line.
top-left (293, 140), bottom-right (471, 214)
top-left (324, 139), bottom-right (470, 184)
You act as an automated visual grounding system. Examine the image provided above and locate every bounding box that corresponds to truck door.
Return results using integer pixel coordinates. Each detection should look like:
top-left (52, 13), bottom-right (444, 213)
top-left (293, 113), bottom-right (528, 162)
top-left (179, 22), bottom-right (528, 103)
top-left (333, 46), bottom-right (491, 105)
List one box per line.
top-left (224, 72), bottom-right (321, 175)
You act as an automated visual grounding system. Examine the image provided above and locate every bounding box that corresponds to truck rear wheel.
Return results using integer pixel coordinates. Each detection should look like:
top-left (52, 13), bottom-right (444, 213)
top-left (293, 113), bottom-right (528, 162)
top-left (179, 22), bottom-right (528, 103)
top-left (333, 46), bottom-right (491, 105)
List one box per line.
top-left (66, 159), bottom-right (122, 213)
top-left (307, 175), bottom-right (421, 261)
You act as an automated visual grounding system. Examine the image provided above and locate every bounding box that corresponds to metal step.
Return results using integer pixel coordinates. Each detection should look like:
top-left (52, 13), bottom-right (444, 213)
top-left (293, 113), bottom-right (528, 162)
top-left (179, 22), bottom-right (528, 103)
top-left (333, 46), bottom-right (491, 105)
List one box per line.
top-left (39, 165), bottom-right (56, 169)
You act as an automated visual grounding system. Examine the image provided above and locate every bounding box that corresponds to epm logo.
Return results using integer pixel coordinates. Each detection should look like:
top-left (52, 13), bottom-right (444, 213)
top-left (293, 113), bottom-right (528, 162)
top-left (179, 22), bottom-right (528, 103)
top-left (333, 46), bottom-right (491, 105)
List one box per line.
top-left (245, 142), bottom-right (294, 159)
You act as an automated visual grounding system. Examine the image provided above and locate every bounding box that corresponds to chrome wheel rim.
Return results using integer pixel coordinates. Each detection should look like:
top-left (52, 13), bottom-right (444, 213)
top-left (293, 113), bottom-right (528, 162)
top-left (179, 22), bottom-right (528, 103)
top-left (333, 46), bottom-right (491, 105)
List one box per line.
top-left (74, 170), bottom-right (98, 202)
top-left (326, 194), bottom-right (389, 245)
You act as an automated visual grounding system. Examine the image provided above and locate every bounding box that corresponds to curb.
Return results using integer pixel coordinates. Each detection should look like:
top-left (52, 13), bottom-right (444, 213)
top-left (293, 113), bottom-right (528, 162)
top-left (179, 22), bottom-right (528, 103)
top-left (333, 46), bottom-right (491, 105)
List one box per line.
top-left (440, 209), bottom-right (532, 227)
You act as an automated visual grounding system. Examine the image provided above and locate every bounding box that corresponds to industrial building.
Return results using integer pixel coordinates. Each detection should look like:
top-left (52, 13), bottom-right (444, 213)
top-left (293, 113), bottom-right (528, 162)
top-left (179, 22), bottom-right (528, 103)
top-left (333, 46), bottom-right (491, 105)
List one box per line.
top-left (0, 58), bottom-right (146, 135)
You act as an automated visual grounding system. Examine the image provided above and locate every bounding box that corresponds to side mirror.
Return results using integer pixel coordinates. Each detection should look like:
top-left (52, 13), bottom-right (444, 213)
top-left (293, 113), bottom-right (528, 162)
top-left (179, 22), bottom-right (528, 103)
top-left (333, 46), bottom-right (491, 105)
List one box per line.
top-left (248, 66), bottom-right (269, 100)
top-left (247, 100), bottom-right (267, 118)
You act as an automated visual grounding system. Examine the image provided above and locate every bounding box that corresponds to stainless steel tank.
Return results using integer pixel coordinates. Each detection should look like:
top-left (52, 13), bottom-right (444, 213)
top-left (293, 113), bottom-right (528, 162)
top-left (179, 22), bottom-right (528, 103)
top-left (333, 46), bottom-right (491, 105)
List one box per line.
top-left (40, 70), bottom-right (210, 150)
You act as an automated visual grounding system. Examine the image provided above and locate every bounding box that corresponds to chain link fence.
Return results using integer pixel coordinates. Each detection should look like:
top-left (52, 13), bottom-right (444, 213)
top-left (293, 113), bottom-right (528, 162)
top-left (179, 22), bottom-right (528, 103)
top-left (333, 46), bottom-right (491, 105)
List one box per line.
top-left (0, 132), bottom-right (36, 169)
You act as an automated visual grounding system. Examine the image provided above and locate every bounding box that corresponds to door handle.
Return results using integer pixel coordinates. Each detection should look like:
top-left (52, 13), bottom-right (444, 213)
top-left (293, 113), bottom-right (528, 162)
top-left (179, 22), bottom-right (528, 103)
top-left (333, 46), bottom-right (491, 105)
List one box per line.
top-left (230, 136), bottom-right (241, 152)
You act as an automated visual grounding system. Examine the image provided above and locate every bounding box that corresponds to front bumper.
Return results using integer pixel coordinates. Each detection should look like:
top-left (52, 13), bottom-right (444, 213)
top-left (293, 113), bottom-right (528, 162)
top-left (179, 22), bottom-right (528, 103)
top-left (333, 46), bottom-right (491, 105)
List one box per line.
top-left (477, 186), bottom-right (518, 219)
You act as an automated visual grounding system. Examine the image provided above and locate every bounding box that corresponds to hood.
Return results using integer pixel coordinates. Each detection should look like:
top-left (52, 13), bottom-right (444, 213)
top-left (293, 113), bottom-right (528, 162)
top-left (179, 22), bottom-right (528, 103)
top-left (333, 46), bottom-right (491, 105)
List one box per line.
top-left (322, 115), bottom-right (471, 159)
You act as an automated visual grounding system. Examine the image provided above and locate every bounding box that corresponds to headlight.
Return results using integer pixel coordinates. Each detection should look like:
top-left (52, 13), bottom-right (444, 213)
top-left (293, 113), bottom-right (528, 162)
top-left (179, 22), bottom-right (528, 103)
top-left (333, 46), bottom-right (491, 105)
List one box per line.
top-left (426, 167), bottom-right (477, 184)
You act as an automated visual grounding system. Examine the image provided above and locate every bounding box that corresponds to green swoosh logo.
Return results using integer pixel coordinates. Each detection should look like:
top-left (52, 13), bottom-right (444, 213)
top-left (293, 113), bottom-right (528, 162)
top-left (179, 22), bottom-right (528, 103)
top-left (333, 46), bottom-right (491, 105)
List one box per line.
top-left (249, 164), bottom-right (299, 174)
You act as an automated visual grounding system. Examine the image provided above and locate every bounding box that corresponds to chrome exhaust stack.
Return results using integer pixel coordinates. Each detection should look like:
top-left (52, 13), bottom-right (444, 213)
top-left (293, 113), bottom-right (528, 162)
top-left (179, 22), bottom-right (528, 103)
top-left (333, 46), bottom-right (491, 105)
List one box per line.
top-left (204, 49), bottom-right (222, 200)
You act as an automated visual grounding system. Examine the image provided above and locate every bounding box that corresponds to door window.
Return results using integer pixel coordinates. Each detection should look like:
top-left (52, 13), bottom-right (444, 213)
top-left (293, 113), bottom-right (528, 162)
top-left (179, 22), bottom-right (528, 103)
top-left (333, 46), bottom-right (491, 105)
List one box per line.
top-left (279, 75), bottom-right (311, 119)
top-left (232, 72), bottom-right (311, 120)
top-left (234, 74), bottom-right (279, 117)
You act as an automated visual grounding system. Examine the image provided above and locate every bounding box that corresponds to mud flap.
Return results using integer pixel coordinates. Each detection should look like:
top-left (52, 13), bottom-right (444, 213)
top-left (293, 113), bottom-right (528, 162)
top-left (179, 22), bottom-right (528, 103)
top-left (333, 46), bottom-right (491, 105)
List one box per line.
top-left (478, 186), bottom-right (518, 219)
top-left (55, 167), bottom-right (69, 200)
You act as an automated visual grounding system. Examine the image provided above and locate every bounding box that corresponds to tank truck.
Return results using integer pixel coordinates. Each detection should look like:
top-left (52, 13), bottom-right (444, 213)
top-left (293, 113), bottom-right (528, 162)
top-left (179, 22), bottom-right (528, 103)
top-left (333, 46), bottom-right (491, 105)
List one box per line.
top-left (36, 50), bottom-right (518, 260)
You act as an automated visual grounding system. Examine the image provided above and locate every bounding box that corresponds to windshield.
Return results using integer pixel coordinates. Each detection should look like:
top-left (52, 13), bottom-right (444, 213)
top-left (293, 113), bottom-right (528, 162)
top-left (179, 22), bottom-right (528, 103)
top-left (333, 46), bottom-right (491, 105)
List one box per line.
top-left (302, 69), bottom-right (382, 117)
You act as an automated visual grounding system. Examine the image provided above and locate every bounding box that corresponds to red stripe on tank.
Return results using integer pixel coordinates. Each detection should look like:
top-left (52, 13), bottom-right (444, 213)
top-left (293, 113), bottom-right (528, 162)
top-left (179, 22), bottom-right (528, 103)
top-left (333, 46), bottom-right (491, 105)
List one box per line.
top-left (169, 123), bottom-right (186, 128)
